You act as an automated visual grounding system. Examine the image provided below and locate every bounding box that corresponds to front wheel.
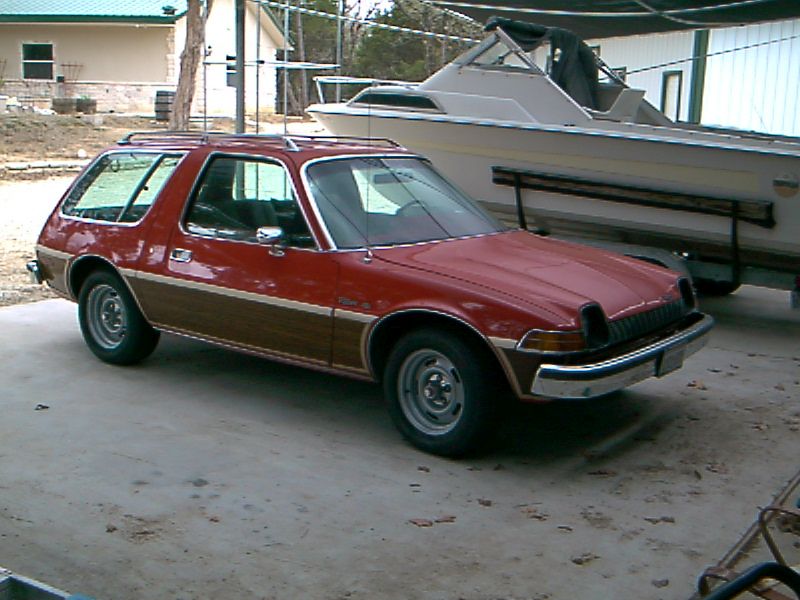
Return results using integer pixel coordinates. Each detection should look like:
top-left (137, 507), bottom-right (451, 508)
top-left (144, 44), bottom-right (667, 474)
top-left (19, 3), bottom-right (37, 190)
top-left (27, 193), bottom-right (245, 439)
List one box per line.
top-left (384, 329), bottom-right (499, 457)
top-left (78, 270), bottom-right (159, 365)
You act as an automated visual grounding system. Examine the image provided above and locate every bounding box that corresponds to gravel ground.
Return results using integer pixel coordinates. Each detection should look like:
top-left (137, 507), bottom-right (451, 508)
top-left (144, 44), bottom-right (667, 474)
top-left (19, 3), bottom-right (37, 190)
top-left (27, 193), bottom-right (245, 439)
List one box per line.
top-left (0, 177), bottom-right (72, 306)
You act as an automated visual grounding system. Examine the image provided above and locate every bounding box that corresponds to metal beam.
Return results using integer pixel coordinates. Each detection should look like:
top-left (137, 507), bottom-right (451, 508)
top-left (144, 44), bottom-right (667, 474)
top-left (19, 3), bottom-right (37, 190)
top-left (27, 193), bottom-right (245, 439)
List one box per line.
top-left (688, 28), bottom-right (709, 124)
top-left (235, 0), bottom-right (246, 133)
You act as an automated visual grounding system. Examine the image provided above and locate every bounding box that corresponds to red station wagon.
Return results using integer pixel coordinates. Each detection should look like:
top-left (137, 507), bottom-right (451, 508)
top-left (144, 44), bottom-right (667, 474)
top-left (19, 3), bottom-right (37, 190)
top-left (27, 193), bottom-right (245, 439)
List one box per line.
top-left (28, 132), bottom-right (713, 456)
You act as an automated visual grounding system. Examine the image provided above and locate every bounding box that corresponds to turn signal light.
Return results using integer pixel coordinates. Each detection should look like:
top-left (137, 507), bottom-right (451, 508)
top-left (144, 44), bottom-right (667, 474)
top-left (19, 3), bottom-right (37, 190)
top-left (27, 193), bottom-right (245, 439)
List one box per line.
top-left (517, 329), bottom-right (586, 353)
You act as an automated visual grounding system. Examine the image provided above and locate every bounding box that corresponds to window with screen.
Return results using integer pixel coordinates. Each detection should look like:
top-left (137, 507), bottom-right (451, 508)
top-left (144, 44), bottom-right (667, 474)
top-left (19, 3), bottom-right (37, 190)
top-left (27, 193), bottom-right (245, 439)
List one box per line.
top-left (22, 43), bottom-right (54, 80)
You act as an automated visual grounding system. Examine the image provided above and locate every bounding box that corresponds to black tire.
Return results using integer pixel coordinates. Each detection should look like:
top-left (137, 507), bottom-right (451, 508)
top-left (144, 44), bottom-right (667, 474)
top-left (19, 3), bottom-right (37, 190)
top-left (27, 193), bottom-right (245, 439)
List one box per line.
top-left (383, 329), bottom-right (499, 457)
top-left (694, 278), bottom-right (741, 297)
top-left (78, 270), bottom-right (159, 365)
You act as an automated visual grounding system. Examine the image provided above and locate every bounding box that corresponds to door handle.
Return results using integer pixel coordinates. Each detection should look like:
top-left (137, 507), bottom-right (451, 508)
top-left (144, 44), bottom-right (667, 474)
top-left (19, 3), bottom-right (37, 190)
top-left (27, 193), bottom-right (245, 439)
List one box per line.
top-left (169, 248), bottom-right (193, 263)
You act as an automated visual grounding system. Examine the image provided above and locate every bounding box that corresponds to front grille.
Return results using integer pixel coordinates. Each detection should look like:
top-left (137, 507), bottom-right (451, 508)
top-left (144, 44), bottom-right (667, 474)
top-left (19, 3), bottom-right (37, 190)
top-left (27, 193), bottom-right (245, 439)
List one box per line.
top-left (608, 300), bottom-right (687, 345)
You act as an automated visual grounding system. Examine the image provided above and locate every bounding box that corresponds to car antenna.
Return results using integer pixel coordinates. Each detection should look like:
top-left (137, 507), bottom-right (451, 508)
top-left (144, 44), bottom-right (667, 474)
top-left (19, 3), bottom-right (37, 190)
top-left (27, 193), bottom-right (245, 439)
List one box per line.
top-left (364, 83), bottom-right (375, 262)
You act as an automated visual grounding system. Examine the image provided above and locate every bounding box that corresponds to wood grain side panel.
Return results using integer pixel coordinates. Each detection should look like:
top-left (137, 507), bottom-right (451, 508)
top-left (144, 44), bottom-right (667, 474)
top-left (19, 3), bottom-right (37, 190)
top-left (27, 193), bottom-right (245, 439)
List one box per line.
top-left (134, 277), bottom-right (332, 363)
top-left (500, 348), bottom-right (543, 400)
top-left (332, 316), bottom-right (370, 373)
top-left (37, 254), bottom-right (70, 297)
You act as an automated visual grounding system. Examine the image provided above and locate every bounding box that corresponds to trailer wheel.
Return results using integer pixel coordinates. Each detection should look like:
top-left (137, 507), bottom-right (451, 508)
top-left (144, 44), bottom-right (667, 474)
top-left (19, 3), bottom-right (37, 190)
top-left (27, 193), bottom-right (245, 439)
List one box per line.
top-left (694, 279), bottom-right (741, 297)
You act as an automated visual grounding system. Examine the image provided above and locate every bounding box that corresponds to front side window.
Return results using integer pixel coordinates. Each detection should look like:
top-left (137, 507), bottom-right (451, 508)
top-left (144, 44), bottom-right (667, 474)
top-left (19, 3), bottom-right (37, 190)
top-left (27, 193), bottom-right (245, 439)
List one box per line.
top-left (22, 43), bottom-right (54, 80)
top-left (62, 152), bottom-right (181, 223)
top-left (306, 157), bottom-right (504, 249)
top-left (185, 156), bottom-right (315, 248)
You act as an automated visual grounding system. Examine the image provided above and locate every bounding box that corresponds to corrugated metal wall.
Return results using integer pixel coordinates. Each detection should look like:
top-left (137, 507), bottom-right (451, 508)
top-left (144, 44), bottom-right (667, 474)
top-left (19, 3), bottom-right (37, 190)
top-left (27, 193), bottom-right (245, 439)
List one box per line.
top-left (587, 18), bottom-right (800, 136)
top-left (703, 18), bottom-right (800, 136)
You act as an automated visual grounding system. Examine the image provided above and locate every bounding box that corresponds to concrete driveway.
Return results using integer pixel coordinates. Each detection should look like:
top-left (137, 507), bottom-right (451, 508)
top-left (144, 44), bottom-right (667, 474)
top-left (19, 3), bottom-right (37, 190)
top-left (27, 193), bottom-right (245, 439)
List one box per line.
top-left (0, 287), bottom-right (798, 599)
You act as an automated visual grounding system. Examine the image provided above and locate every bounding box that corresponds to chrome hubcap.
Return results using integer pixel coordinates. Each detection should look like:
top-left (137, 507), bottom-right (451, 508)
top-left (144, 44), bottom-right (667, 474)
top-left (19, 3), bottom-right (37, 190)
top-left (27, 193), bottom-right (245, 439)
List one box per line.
top-left (398, 349), bottom-right (464, 436)
top-left (86, 284), bottom-right (127, 350)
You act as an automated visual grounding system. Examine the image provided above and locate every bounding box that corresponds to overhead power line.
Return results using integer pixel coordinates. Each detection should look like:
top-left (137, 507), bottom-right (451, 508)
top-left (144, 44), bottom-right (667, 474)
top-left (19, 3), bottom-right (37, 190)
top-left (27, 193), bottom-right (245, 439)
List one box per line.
top-left (628, 30), bottom-right (800, 74)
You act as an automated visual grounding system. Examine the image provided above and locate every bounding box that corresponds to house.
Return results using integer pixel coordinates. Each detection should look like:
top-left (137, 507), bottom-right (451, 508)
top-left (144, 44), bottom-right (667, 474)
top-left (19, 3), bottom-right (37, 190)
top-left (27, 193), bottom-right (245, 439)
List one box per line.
top-left (0, 0), bottom-right (287, 115)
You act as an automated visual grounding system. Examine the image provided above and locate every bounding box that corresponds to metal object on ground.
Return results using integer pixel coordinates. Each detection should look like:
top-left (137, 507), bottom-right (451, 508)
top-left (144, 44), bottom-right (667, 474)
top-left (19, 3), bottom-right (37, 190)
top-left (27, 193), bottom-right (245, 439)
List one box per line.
top-left (0, 567), bottom-right (88, 600)
top-left (697, 471), bottom-right (800, 600)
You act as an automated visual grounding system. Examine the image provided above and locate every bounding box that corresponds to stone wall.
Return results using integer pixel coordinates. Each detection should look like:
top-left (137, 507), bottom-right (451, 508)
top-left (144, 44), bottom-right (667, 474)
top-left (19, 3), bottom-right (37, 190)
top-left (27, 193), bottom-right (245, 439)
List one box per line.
top-left (1, 80), bottom-right (174, 114)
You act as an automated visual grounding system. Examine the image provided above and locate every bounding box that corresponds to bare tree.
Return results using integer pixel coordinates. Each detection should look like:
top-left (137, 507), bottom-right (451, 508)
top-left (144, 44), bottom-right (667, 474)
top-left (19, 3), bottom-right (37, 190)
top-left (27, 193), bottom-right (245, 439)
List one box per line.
top-left (170, 0), bottom-right (214, 130)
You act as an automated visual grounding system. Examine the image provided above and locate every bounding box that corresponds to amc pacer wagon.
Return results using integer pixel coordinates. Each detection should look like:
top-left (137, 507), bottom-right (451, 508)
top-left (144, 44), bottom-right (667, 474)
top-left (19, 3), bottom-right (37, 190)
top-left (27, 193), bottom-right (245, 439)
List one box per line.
top-left (28, 132), bottom-right (713, 456)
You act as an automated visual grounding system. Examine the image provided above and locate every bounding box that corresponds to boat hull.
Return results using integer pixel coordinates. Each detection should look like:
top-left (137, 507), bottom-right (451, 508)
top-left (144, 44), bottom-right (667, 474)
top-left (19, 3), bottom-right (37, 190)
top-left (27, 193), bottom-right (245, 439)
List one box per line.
top-left (309, 108), bottom-right (800, 274)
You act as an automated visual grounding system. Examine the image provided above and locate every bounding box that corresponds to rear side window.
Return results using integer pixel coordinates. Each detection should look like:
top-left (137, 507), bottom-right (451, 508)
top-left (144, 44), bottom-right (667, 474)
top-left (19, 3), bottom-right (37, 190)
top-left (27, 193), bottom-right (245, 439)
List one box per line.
top-left (62, 152), bottom-right (181, 223)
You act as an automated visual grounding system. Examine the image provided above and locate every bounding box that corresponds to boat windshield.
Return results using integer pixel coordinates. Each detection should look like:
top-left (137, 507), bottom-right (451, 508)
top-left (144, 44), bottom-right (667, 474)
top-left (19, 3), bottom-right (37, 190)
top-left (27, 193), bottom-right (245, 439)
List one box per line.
top-left (305, 156), bottom-right (505, 249)
top-left (464, 35), bottom-right (537, 72)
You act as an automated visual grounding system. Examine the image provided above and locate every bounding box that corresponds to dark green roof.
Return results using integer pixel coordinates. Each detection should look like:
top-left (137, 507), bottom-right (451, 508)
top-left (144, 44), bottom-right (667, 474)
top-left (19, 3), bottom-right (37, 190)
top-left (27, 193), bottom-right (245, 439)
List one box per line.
top-left (0, 1), bottom-right (188, 24)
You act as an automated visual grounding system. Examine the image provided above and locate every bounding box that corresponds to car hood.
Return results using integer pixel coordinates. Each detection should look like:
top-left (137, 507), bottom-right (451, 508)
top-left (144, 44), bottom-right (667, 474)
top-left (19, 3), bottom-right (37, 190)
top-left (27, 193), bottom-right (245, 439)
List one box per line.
top-left (374, 231), bottom-right (680, 325)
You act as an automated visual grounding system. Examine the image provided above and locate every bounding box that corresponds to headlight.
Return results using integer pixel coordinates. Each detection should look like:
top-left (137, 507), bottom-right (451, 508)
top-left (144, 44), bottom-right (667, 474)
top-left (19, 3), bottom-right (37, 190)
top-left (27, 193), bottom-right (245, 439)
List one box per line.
top-left (517, 303), bottom-right (608, 353)
top-left (678, 277), bottom-right (696, 310)
top-left (517, 329), bottom-right (586, 352)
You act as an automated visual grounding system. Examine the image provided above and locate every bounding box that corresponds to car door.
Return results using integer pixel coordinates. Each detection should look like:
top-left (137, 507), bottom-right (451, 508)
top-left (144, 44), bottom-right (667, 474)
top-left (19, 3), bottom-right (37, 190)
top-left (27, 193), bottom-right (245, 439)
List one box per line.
top-left (139, 154), bottom-right (337, 366)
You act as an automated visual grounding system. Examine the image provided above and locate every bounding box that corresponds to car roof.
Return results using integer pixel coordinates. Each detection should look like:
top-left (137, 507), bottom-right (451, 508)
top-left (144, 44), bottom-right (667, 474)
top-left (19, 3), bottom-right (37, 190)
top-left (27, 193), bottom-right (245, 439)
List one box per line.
top-left (114, 131), bottom-right (412, 161)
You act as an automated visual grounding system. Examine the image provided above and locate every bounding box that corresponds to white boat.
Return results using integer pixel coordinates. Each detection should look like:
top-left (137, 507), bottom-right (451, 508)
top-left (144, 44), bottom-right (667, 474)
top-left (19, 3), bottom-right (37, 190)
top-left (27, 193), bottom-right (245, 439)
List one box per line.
top-left (307, 19), bottom-right (800, 290)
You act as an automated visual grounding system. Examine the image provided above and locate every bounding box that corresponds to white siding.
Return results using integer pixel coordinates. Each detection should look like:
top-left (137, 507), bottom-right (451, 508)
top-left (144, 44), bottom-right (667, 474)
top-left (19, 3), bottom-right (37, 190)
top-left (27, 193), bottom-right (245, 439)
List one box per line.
top-left (176, 0), bottom-right (281, 115)
top-left (703, 18), bottom-right (800, 136)
top-left (586, 30), bottom-right (695, 122)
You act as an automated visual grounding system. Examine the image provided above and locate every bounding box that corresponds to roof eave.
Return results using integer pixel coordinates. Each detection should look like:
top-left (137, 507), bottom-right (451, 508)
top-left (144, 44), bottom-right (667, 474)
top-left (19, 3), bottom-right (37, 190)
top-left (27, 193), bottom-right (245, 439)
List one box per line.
top-left (0, 14), bottom-right (186, 25)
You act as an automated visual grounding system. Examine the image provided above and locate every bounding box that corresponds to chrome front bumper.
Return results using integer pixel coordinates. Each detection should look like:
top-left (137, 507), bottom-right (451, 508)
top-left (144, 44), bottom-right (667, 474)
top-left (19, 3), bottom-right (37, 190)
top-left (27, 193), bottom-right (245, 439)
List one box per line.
top-left (531, 314), bottom-right (714, 399)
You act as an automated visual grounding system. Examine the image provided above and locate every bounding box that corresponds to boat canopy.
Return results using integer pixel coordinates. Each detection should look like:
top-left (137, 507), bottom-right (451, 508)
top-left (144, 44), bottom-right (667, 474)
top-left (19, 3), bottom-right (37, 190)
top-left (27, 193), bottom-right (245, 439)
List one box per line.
top-left (485, 17), bottom-right (599, 109)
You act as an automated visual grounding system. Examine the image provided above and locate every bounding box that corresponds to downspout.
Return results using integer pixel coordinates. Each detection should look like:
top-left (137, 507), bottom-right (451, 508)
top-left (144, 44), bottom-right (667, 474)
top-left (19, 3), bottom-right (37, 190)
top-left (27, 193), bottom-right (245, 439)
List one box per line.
top-left (688, 29), bottom-right (709, 124)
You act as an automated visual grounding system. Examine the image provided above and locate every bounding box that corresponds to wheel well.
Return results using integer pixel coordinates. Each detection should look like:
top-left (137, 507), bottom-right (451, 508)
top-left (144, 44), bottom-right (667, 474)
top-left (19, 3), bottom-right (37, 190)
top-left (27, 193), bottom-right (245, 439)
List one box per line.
top-left (368, 311), bottom-right (503, 383)
top-left (68, 256), bottom-right (119, 298)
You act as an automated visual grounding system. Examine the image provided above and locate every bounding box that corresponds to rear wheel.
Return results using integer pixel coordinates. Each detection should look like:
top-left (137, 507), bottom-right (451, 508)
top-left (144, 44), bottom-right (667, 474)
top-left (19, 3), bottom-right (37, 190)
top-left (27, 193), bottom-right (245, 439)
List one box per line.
top-left (78, 270), bottom-right (159, 365)
top-left (384, 329), bottom-right (498, 457)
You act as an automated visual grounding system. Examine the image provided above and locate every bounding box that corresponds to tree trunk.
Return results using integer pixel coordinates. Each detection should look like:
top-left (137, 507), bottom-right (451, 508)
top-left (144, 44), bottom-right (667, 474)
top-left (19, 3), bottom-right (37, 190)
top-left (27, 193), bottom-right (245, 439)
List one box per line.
top-left (170, 0), bottom-right (213, 130)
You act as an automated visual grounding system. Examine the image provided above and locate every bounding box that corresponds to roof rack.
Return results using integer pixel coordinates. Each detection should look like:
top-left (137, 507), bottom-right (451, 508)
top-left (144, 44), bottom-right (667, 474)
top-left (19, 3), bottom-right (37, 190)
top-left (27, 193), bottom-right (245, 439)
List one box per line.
top-left (117, 131), bottom-right (403, 150)
top-left (283, 135), bottom-right (402, 149)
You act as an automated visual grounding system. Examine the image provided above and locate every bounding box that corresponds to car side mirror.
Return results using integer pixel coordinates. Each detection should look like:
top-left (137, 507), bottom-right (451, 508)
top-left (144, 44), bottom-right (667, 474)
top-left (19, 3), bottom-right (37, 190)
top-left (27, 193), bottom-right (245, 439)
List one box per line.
top-left (256, 226), bottom-right (284, 245)
top-left (256, 226), bottom-right (285, 257)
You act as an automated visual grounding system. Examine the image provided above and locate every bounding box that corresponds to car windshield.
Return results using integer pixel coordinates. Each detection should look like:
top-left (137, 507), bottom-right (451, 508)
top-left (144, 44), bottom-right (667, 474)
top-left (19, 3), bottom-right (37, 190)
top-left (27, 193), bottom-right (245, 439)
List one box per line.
top-left (305, 157), bottom-right (505, 248)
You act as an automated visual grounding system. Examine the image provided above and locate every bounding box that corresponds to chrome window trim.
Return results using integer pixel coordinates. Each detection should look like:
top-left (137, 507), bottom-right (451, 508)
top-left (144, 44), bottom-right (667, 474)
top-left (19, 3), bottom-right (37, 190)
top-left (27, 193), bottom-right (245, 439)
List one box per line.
top-left (178, 151), bottom-right (323, 252)
top-left (58, 150), bottom-right (187, 227)
top-left (299, 152), bottom-right (420, 251)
